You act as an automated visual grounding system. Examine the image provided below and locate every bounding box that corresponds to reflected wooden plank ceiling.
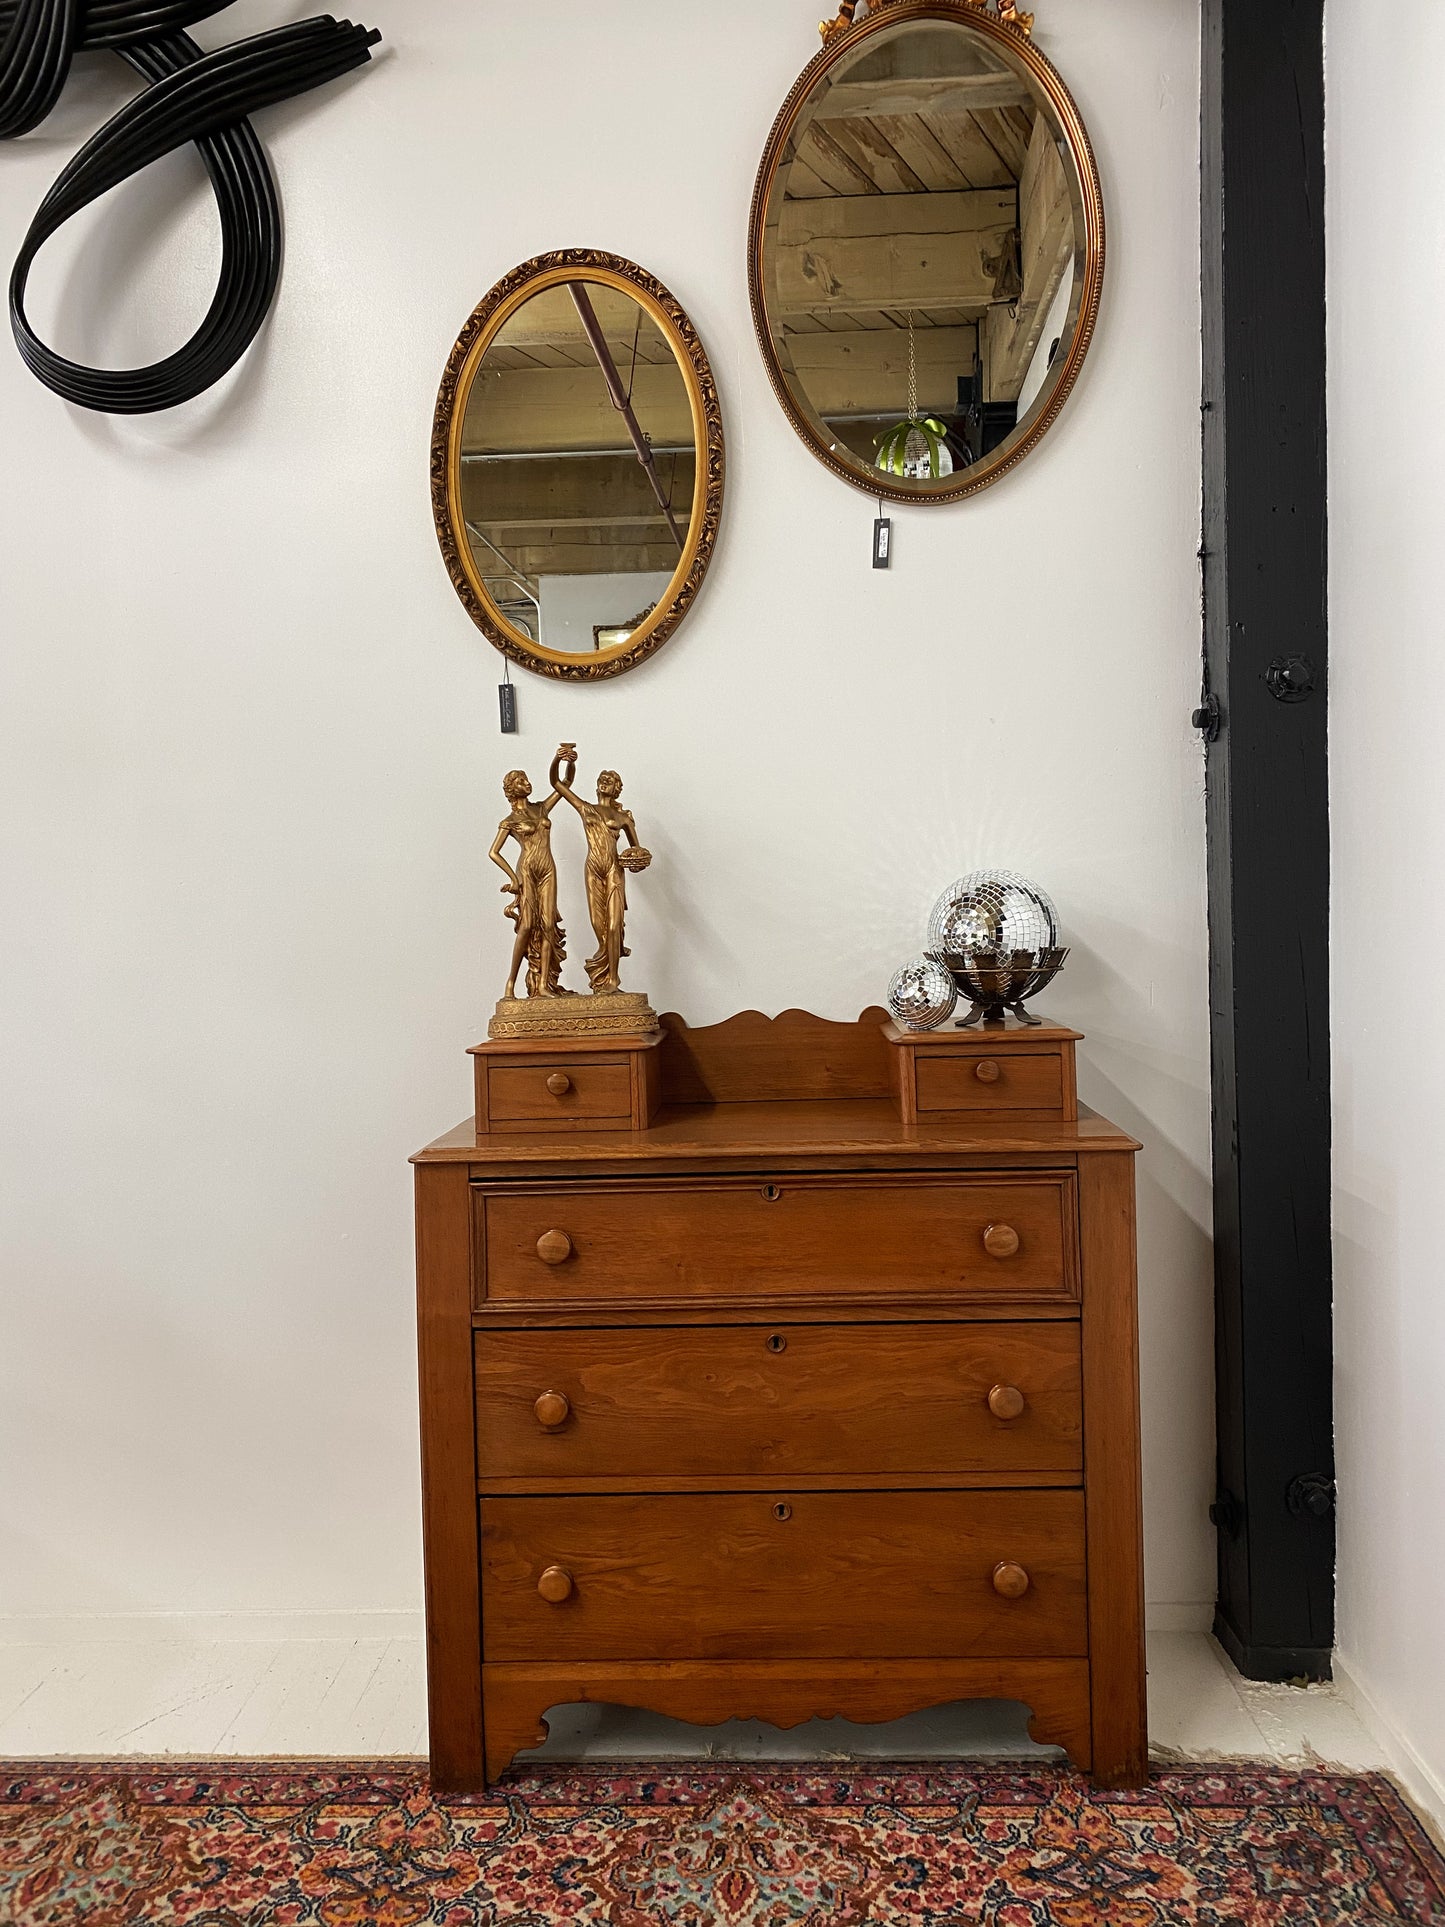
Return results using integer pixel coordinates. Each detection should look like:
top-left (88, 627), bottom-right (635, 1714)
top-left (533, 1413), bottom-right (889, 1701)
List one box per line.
top-left (774, 30), bottom-right (1073, 411)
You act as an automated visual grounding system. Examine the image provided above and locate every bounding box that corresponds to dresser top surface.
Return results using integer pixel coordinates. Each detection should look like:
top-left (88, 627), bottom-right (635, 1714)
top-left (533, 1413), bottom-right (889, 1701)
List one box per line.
top-left (412, 1097), bottom-right (1139, 1169)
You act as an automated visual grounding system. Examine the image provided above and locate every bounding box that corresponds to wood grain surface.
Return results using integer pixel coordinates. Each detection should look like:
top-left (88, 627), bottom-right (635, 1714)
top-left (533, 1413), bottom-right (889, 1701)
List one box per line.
top-left (481, 1656), bottom-right (1093, 1782)
top-left (1080, 1152), bottom-right (1147, 1786)
top-left (915, 1049), bottom-right (1065, 1116)
top-left (414, 1163), bottom-right (485, 1790)
top-left (480, 1489), bottom-right (1086, 1661)
top-left (658, 1007), bottom-right (893, 1105)
top-left (486, 1058), bottom-right (632, 1124)
top-left (414, 1098), bottom-right (1136, 1168)
top-left (477, 1173), bottom-right (1075, 1306)
top-left (474, 1322), bottom-right (1082, 1482)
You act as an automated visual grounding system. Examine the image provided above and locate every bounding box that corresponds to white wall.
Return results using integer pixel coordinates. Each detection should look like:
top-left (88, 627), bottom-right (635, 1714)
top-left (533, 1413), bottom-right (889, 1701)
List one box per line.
top-left (1328, 1), bottom-right (1445, 1811)
top-left (0, 1), bottom-right (1211, 1639)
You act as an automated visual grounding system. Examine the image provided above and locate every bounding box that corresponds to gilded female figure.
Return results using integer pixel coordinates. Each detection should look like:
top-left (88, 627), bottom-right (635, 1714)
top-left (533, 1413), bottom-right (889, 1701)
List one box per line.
top-left (489, 768), bottom-right (567, 999)
top-left (548, 743), bottom-right (652, 993)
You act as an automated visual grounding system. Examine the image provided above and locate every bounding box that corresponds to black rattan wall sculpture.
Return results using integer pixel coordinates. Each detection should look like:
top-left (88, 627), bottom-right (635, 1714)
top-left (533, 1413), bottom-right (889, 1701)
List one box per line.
top-left (1, 4), bottom-right (380, 412)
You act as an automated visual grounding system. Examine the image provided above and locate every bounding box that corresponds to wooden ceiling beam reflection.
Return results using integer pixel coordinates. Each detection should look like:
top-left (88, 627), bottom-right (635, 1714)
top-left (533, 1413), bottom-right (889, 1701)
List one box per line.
top-left (813, 73), bottom-right (1032, 120)
top-left (776, 187), bottom-right (1016, 317)
top-left (462, 448), bottom-right (694, 584)
top-left (484, 283), bottom-right (671, 358)
top-left (460, 451), bottom-right (695, 531)
top-left (470, 534), bottom-right (682, 580)
top-left (783, 322), bottom-right (978, 416)
top-left (461, 363), bottom-right (693, 455)
top-left (984, 116), bottom-right (1073, 402)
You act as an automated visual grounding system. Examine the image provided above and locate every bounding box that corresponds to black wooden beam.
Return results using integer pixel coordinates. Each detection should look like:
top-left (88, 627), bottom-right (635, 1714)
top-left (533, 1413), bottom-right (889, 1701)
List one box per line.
top-left (1200, 0), bottom-right (1334, 1680)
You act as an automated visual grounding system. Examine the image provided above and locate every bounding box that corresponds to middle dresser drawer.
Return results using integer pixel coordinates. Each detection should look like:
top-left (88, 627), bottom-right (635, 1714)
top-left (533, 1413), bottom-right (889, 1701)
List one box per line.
top-left (475, 1322), bottom-right (1082, 1482)
top-left (476, 1173), bottom-right (1076, 1307)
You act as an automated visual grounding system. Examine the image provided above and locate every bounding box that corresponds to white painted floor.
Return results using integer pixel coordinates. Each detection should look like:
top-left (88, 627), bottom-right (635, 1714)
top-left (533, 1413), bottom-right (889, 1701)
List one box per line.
top-left (0, 1631), bottom-right (1390, 1773)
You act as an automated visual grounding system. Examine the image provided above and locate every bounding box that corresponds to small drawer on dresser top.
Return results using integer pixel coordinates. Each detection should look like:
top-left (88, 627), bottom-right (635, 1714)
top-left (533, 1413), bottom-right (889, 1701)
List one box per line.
top-left (915, 1049), bottom-right (1064, 1116)
top-left (480, 1489), bottom-right (1086, 1661)
top-left (475, 1174), bottom-right (1075, 1307)
top-left (475, 1323), bottom-right (1081, 1482)
top-left (485, 1057), bottom-right (632, 1128)
top-left (885, 1022), bottom-right (1079, 1124)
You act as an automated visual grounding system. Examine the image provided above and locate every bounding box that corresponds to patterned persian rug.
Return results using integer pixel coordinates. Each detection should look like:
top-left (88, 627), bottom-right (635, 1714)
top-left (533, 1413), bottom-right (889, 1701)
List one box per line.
top-left (2, 1760), bottom-right (1443, 1925)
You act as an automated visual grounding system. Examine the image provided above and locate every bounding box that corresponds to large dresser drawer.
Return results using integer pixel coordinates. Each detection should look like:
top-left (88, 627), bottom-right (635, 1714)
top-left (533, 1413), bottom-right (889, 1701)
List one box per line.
top-left (480, 1489), bottom-right (1086, 1661)
top-left (475, 1322), bottom-right (1081, 1482)
top-left (476, 1174), bottom-right (1075, 1307)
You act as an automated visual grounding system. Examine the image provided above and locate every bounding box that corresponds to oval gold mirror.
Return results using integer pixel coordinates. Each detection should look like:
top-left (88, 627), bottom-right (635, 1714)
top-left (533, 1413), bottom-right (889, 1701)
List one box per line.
top-left (749, 0), bottom-right (1102, 503)
top-left (431, 251), bottom-right (724, 680)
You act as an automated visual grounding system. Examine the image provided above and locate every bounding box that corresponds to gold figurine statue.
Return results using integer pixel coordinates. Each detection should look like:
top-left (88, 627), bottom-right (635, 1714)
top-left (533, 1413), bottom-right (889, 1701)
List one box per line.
top-left (549, 743), bottom-right (652, 994)
top-left (489, 766), bottom-right (568, 1000)
top-left (487, 745), bottom-right (658, 1040)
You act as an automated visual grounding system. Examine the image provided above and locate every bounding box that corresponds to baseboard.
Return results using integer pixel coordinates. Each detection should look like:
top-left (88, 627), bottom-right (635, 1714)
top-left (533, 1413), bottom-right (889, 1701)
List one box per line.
top-left (0, 1609), bottom-right (425, 1645)
top-left (1333, 1653), bottom-right (1445, 1839)
top-left (1144, 1601), bottom-right (1215, 1634)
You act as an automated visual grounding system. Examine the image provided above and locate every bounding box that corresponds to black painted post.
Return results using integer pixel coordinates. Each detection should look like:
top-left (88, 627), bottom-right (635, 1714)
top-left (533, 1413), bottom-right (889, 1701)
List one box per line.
top-left (1199, 0), bottom-right (1334, 1679)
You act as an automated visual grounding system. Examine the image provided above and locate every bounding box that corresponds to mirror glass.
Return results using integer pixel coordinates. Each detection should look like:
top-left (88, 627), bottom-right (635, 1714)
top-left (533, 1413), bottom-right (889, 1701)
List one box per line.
top-left (751, 7), bottom-right (1101, 502)
top-left (434, 257), bottom-right (723, 680)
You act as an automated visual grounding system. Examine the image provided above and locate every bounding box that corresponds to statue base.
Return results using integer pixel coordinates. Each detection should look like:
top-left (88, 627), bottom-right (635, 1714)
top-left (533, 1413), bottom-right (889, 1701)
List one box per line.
top-left (487, 987), bottom-right (659, 1041)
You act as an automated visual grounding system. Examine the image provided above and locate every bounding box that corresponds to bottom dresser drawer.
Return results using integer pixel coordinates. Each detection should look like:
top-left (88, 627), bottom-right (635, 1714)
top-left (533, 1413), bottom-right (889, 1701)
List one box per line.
top-left (480, 1489), bottom-right (1085, 1662)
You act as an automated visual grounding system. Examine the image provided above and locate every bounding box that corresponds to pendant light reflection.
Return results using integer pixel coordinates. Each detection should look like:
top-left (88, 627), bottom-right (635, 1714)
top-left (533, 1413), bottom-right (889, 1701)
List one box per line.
top-left (875, 311), bottom-right (954, 482)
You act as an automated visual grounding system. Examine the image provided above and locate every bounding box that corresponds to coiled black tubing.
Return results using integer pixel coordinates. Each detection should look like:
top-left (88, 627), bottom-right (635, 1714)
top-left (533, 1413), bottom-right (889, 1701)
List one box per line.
top-left (2, 8), bottom-right (379, 411)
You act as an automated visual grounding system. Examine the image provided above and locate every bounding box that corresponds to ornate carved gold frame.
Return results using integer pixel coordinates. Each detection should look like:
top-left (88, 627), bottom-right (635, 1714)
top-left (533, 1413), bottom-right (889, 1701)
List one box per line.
top-left (748, 0), bottom-right (1104, 506)
top-left (431, 251), bottom-right (725, 682)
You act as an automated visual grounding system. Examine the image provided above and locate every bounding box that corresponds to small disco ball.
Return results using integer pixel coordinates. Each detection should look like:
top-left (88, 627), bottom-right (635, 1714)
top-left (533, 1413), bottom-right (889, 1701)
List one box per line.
top-left (927, 869), bottom-right (1067, 1027)
top-left (887, 954), bottom-right (958, 1031)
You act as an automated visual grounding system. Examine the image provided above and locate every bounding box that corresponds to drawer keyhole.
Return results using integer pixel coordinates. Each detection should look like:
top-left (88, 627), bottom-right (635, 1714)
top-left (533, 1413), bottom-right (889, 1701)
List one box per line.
top-left (766, 1333), bottom-right (787, 1354)
top-left (761, 1184), bottom-right (782, 1202)
top-left (772, 1501), bottom-right (792, 1521)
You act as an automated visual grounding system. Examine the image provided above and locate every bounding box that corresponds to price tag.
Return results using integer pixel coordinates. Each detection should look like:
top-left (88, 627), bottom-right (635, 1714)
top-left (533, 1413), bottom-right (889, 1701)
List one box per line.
top-left (873, 515), bottom-right (892, 569)
top-left (499, 681), bottom-right (518, 733)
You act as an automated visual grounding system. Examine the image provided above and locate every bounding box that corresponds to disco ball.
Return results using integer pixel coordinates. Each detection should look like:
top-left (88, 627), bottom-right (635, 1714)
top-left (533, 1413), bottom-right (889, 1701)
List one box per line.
top-left (927, 869), bottom-right (1068, 1028)
top-left (887, 954), bottom-right (958, 1032)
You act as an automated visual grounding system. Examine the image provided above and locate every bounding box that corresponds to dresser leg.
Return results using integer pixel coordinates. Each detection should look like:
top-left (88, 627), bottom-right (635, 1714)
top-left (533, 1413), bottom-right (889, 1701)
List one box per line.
top-left (416, 1163), bottom-right (487, 1796)
top-left (483, 1678), bottom-right (555, 1787)
top-left (1081, 1154), bottom-right (1149, 1788)
top-left (1024, 1698), bottom-right (1091, 1774)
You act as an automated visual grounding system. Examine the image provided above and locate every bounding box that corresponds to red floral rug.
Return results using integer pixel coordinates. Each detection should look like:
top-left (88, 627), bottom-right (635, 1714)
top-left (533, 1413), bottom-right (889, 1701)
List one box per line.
top-left (2, 1759), bottom-right (1443, 1925)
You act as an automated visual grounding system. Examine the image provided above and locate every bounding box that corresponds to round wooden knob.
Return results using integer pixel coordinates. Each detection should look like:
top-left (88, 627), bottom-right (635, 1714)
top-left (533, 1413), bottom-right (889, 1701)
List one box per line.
top-left (537, 1565), bottom-right (574, 1603)
top-left (983, 1223), bottom-right (1020, 1259)
top-left (975, 1059), bottom-right (1001, 1084)
top-left (535, 1229), bottom-right (573, 1266)
top-left (992, 1561), bottom-right (1031, 1600)
top-left (987, 1383), bottom-right (1026, 1421)
top-left (534, 1391), bottom-right (570, 1429)
top-left (545, 1072), bottom-right (572, 1097)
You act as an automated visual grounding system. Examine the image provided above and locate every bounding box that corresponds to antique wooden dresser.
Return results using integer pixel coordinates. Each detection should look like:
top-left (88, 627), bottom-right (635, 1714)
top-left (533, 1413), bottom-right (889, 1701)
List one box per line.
top-left (412, 1007), bottom-right (1146, 1790)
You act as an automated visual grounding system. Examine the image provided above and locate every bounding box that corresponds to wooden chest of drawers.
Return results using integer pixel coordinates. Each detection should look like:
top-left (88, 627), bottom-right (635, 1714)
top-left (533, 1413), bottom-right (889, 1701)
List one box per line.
top-left (413, 1007), bottom-right (1145, 1790)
